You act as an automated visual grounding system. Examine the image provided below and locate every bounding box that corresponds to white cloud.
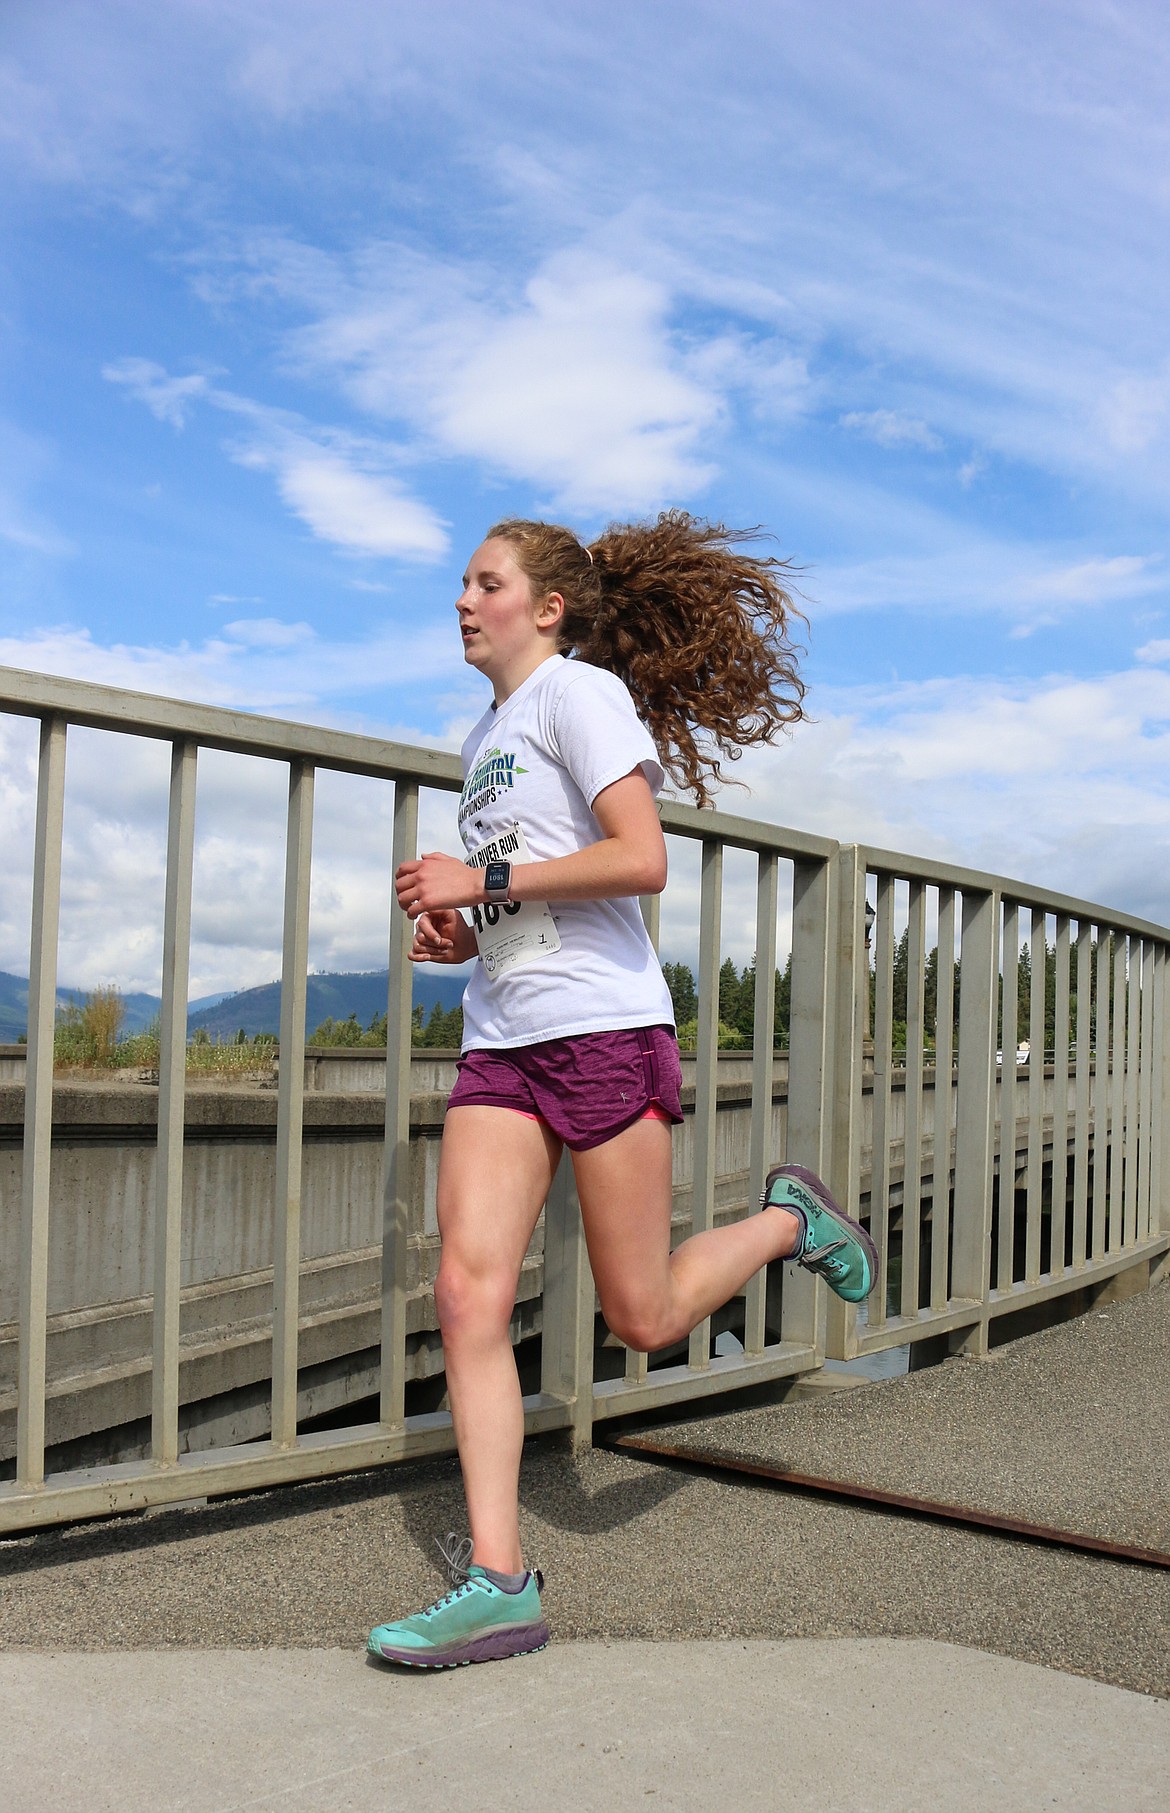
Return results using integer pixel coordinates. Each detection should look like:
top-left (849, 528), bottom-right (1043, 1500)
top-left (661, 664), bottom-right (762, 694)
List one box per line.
top-left (1019, 555), bottom-right (1162, 607)
top-left (1137, 638), bottom-right (1170, 665)
top-left (283, 245), bottom-right (722, 514)
top-left (814, 539), bottom-right (1167, 626)
top-left (221, 617), bottom-right (314, 649)
top-left (104, 357), bottom-right (210, 427)
top-left (232, 439), bottom-right (449, 560)
top-left (9, 2), bottom-right (1170, 515)
top-left (840, 410), bottom-right (943, 452)
top-left (1099, 366), bottom-right (1170, 455)
top-left (0, 619), bottom-right (461, 716)
top-left (103, 362), bottom-right (450, 561)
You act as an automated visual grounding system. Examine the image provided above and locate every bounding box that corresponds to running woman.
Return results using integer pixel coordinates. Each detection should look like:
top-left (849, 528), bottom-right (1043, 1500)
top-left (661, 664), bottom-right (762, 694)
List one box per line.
top-left (368, 513), bottom-right (877, 1669)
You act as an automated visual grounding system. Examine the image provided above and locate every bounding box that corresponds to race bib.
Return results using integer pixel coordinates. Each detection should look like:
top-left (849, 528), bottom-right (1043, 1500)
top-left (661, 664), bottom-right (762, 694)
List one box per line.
top-left (465, 823), bottom-right (561, 980)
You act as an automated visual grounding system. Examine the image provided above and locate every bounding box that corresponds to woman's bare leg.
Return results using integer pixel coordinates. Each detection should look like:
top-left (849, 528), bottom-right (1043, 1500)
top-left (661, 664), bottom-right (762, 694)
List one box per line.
top-left (436, 1105), bottom-right (562, 1573)
top-left (572, 1119), bottom-right (800, 1352)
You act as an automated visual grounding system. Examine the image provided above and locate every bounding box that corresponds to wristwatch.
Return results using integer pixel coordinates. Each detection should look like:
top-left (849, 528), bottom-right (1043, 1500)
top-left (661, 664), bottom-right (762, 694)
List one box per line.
top-left (482, 861), bottom-right (512, 904)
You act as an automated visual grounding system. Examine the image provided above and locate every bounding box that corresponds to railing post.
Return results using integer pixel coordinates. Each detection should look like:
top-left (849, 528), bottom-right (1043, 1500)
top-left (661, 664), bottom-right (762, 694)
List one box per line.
top-left (1124, 938), bottom-right (1142, 1246)
top-left (743, 849), bottom-right (779, 1355)
top-left (1092, 932), bottom-right (1111, 1259)
top-left (1050, 914), bottom-right (1071, 1277)
top-left (625, 887), bottom-right (663, 1381)
top-left (1137, 940), bottom-right (1155, 1244)
top-left (822, 844), bottom-right (864, 1361)
top-left (687, 838), bottom-right (722, 1370)
top-left (931, 887), bottom-right (956, 1309)
top-left (17, 715), bottom-right (67, 1487)
top-left (998, 902), bottom-right (1019, 1291)
top-left (900, 878), bottom-right (927, 1317)
top-left (1155, 946), bottom-right (1170, 1282)
top-left (868, 870), bottom-right (896, 1327)
top-left (379, 779), bottom-right (418, 1428)
top-left (539, 1152), bottom-right (595, 1448)
top-left (951, 886), bottom-right (1000, 1355)
top-left (152, 740), bottom-right (197, 1466)
top-left (1025, 909), bottom-right (1047, 1282)
top-left (783, 851), bottom-right (835, 1355)
top-left (1071, 921), bottom-right (1093, 1267)
top-left (271, 759), bottom-right (314, 1449)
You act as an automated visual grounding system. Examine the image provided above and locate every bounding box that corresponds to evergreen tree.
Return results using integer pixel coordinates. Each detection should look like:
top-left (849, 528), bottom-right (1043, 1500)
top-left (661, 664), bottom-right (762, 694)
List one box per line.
top-left (892, 927), bottom-right (909, 1027)
top-left (662, 961), bottom-right (697, 1024)
top-left (718, 957), bottom-right (743, 1027)
top-left (413, 1001), bottom-right (464, 1047)
top-left (734, 960), bottom-right (758, 1039)
top-left (774, 954), bottom-right (791, 1049)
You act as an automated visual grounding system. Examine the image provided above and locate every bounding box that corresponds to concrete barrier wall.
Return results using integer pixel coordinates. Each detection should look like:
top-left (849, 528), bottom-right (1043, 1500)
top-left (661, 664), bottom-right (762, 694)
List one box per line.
top-left (0, 1051), bottom-right (1077, 1464)
top-left (0, 1055), bottom-right (799, 1460)
top-left (5, 1052), bottom-right (1074, 1336)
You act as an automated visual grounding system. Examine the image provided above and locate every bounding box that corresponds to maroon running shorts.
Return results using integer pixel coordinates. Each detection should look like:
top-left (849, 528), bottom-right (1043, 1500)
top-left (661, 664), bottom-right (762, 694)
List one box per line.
top-left (447, 1024), bottom-right (683, 1151)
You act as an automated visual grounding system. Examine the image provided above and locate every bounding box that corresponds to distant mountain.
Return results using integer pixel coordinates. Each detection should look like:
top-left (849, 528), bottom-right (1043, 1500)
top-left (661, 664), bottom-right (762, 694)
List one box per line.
top-left (0, 971), bottom-right (162, 1041)
top-left (188, 967), bottom-right (472, 1041)
top-left (0, 967), bottom-right (470, 1043)
top-left (0, 972), bottom-right (32, 1041)
top-left (188, 990), bottom-right (236, 1014)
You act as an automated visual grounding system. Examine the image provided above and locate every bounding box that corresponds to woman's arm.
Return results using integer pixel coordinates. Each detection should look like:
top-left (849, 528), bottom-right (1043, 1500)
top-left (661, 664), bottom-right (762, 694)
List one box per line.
top-left (394, 768), bottom-right (667, 918)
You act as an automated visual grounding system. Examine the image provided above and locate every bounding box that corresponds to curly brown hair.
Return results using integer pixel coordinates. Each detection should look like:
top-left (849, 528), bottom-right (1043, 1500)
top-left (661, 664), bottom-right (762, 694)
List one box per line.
top-left (485, 512), bottom-right (807, 806)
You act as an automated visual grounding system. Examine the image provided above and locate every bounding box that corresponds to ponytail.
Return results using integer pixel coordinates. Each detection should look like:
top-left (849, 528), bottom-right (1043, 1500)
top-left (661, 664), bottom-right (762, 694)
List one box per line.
top-left (485, 512), bottom-right (806, 807)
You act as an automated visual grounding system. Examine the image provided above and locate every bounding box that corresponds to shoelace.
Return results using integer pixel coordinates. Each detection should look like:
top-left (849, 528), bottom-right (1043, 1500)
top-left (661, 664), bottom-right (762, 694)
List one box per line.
top-left (761, 1189), bottom-right (847, 1277)
top-left (426, 1532), bottom-right (545, 1608)
top-left (418, 1532), bottom-right (478, 1614)
top-left (797, 1236), bottom-right (848, 1276)
top-left (435, 1531), bottom-right (474, 1584)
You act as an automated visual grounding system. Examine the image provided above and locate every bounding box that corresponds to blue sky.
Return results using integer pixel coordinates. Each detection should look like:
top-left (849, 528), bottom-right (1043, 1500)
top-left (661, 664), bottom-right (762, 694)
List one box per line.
top-left (2, 1), bottom-right (1169, 992)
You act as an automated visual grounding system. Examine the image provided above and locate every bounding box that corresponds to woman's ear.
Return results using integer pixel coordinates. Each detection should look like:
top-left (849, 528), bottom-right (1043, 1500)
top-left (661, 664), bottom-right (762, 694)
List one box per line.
top-left (536, 590), bottom-right (566, 631)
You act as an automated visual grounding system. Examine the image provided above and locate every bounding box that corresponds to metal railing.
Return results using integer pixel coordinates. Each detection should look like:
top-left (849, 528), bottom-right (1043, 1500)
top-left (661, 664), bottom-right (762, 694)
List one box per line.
top-left (826, 849), bottom-right (1170, 1364)
top-left (0, 664), bottom-right (1167, 1532)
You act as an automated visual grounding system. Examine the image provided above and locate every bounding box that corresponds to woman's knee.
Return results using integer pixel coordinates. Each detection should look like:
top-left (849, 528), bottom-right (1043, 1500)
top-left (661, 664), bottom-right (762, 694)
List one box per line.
top-left (599, 1290), bottom-right (676, 1354)
top-left (434, 1252), bottom-right (517, 1342)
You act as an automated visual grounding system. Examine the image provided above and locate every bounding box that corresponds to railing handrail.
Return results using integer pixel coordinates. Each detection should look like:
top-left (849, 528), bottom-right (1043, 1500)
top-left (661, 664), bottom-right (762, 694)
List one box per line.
top-left (861, 841), bottom-right (1170, 944)
top-left (0, 662), bottom-right (465, 788)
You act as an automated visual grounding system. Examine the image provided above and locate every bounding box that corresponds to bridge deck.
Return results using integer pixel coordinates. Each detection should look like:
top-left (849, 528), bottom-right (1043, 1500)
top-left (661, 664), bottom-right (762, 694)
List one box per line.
top-left (622, 1273), bottom-right (1170, 1558)
top-left (1, 1281), bottom-right (1168, 1805)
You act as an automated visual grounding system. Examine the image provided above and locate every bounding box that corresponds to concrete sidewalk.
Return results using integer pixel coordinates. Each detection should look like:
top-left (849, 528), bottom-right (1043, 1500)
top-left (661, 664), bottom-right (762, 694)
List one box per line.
top-left (3, 1640), bottom-right (1168, 1812)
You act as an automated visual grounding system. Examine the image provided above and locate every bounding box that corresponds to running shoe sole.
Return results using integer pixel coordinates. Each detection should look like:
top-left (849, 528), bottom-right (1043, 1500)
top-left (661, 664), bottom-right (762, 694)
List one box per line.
top-left (368, 1621), bottom-right (550, 1669)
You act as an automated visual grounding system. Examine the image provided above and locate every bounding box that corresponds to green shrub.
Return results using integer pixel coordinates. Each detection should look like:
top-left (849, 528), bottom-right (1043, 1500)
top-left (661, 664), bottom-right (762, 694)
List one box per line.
top-left (54, 987), bottom-right (276, 1078)
top-left (675, 1018), bottom-right (749, 1051)
top-left (54, 985), bottom-right (127, 1067)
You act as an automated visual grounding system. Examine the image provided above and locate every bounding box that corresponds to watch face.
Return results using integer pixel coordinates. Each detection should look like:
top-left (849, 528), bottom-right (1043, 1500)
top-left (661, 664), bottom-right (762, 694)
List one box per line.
top-left (484, 861), bottom-right (510, 897)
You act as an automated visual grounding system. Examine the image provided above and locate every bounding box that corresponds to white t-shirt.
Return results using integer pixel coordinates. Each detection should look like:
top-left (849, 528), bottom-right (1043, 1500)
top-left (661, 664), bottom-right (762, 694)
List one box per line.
top-left (457, 654), bottom-right (675, 1049)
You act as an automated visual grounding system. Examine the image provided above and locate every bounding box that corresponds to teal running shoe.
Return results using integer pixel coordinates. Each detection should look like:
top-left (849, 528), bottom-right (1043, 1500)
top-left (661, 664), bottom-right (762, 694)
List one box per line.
top-left (368, 1534), bottom-right (549, 1669)
top-left (762, 1164), bottom-right (879, 1304)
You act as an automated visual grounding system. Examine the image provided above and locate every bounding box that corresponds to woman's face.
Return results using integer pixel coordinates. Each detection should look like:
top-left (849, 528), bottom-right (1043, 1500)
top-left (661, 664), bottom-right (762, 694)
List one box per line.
top-left (456, 536), bottom-right (560, 684)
